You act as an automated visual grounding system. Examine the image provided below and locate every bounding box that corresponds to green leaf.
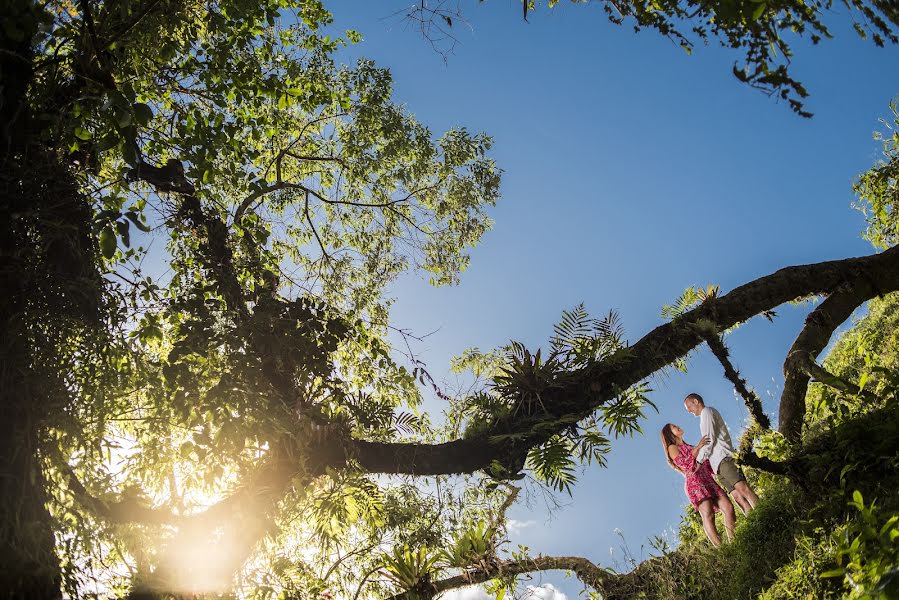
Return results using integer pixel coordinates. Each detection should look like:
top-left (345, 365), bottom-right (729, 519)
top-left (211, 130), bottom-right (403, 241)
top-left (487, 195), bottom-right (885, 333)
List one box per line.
top-left (179, 442), bottom-right (194, 460)
top-left (122, 141), bottom-right (138, 167)
top-left (74, 127), bottom-right (92, 141)
top-left (820, 568), bottom-right (846, 578)
top-left (133, 102), bottom-right (153, 126)
top-left (99, 225), bottom-right (117, 259)
top-left (125, 211), bottom-right (152, 232)
top-left (751, 3), bottom-right (765, 20)
top-left (116, 220), bottom-right (131, 248)
top-left (116, 107), bottom-right (132, 128)
top-left (97, 134), bottom-right (119, 152)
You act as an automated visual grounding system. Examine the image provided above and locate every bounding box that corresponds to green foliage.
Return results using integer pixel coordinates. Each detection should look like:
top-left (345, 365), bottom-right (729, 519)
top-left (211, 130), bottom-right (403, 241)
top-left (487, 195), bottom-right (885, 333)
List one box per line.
top-left (805, 293), bottom-right (899, 434)
top-left (660, 284), bottom-right (720, 321)
top-left (856, 98), bottom-right (899, 249)
top-left (824, 491), bottom-right (899, 599)
top-left (455, 305), bottom-right (652, 496)
top-left (10, 0), bottom-right (504, 593)
top-left (527, 435), bottom-right (579, 494)
top-left (381, 545), bottom-right (441, 592)
top-left (550, 304), bottom-right (626, 367)
top-left (442, 520), bottom-right (496, 568)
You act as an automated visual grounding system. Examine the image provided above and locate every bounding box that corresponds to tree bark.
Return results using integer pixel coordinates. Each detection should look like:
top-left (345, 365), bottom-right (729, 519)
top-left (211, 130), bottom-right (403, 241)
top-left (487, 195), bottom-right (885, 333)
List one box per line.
top-left (385, 555), bottom-right (614, 600)
top-left (0, 2), bottom-right (64, 596)
top-left (779, 283), bottom-right (880, 441)
top-left (702, 334), bottom-right (770, 429)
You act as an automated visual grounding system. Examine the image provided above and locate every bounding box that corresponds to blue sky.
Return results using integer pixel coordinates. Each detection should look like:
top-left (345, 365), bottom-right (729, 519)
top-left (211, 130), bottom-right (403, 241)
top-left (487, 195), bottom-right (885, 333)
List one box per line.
top-left (324, 2), bottom-right (899, 598)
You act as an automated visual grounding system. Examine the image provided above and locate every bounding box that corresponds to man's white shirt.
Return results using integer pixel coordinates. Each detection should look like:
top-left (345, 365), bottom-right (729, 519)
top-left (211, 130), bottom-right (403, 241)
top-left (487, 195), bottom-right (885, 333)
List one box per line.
top-left (695, 406), bottom-right (735, 474)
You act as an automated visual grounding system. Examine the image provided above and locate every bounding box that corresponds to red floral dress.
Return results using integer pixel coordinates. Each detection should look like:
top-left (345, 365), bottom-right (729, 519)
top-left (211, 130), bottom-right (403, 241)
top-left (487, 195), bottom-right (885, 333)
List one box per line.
top-left (674, 442), bottom-right (726, 511)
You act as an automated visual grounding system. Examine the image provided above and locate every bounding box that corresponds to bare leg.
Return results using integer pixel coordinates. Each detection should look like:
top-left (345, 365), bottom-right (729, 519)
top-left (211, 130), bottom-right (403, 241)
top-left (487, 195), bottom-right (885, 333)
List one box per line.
top-left (730, 488), bottom-right (752, 516)
top-left (697, 500), bottom-right (721, 547)
top-left (733, 481), bottom-right (759, 512)
top-left (716, 495), bottom-right (736, 542)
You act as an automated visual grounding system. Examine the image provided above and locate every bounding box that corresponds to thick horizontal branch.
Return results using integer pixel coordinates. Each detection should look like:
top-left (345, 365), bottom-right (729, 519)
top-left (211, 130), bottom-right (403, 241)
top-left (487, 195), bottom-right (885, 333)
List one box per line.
top-left (62, 463), bottom-right (179, 526)
top-left (347, 438), bottom-right (511, 476)
top-left (335, 245), bottom-right (899, 477)
top-left (386, 555), bottom-right (614, 600)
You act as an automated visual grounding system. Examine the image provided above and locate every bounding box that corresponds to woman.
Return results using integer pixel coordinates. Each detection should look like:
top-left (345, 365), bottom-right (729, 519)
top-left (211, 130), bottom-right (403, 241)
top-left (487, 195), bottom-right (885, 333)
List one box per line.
top-left (661, 423), bottom-right (736, 546)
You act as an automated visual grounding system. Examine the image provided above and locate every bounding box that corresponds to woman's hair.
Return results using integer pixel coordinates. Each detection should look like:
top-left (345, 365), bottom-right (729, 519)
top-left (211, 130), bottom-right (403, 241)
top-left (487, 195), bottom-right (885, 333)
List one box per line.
top-left (660, 424), bottom-right (680, 471)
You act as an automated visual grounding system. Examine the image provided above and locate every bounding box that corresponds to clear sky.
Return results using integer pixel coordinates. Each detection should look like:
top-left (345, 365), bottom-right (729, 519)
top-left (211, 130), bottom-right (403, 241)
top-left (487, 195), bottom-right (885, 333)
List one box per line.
top-left (322, 2), bottom-right (899, 598)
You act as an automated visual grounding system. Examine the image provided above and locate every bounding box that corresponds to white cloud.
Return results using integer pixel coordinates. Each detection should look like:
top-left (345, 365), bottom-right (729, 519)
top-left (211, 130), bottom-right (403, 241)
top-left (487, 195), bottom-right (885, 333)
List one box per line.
top-left (524, 583), bottom-right (568, 600)
top-left (506, 518), bottom-right (537, 535)
top-left (440, 586), bottom-right (492, 600)
top-left (439, 582), bottom-right (567, 600)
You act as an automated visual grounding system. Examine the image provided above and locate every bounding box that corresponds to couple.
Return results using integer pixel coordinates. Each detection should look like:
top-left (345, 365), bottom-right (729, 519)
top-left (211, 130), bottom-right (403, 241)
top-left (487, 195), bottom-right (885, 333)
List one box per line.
top-left (661, 393), bottom-right (760, 546)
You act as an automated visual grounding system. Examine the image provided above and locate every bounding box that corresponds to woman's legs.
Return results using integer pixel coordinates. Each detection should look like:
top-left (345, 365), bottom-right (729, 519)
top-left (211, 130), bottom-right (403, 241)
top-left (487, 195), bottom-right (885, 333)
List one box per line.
top-left (716, 495), bottom-right (736, 542)
top-left (696, 499), bottom-right (721, 547)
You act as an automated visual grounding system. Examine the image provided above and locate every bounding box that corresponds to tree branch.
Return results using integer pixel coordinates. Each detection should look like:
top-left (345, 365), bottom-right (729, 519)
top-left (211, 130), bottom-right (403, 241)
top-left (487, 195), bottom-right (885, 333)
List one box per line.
top-left (803, 360), bottom-right (880, 404)
top-left (232, 180), bottom-right (414, 225)
top-left (343, 246), bottom-right (899, 478)
top-left (176, 193), bottom-right (248, 318)
top-left (61, 462), bottom-right (179, 526)
top-left (703, 333), bottom-right (771, 429)
top-left (385, 555), bottom-right (615, 600)
top-left (779, 282), bottom-right (880, 441)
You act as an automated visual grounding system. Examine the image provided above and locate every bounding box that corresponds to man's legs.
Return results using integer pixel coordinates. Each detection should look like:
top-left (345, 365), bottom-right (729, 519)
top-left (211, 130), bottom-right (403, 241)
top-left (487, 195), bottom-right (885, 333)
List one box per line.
top-left (696, 499), bottom-right (721, 547)
top-left (730, 487), bottom-right (752, 515)
top-left (732, 480), bottom-right (759, 512)
top-left (717, 457), bottom-right (756, 515)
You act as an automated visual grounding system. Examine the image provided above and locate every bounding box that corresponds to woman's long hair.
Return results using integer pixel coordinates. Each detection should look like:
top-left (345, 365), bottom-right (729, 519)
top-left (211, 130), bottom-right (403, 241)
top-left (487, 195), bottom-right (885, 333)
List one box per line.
top-left (660, 424), bottom-right (680, 471)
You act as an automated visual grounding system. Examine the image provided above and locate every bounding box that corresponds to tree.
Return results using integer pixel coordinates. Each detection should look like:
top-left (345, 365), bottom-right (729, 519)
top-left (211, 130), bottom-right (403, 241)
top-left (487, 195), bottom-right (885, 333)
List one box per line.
top-left (2, 0), bottom-right (899, 597)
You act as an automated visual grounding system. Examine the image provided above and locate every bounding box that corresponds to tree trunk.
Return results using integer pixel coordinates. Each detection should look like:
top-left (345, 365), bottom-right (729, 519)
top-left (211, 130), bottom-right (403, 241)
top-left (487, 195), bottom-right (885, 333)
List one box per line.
top-left (0, 174), bottom-right (63, 597)
top-left (0, 3), bottom-right (63, 594)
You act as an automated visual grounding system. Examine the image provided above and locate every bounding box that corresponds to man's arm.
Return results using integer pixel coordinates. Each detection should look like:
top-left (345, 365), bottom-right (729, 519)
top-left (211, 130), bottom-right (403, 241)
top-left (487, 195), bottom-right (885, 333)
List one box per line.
top-left (695, 408), bottom-right (714, 462)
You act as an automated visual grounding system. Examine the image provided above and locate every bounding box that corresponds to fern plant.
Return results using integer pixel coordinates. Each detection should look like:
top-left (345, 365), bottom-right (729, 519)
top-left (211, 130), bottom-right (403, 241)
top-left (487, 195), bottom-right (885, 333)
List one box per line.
top-left (551, 304), bottom-right (626, 368)
top-left (661, 284), bottom-right (720, 320)
top-left (527, 435), bottom-right (578, 494)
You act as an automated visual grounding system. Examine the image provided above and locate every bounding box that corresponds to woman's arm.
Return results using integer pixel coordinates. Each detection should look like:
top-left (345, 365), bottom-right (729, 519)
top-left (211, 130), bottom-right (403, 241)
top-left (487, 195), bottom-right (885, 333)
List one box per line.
top-left (690, 436), bottom-right (710, 462)
top-left (667, 444), bottom-right (680, 464)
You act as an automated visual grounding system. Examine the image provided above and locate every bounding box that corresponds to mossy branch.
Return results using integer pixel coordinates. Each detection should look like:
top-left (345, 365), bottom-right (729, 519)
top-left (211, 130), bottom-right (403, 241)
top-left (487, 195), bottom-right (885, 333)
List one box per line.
top-left (703, 333), bottom-right (771, 430)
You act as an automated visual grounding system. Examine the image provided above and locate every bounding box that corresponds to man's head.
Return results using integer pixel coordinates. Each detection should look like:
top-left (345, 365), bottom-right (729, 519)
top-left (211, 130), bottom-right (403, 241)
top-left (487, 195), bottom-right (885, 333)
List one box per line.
top-left (684, 392), bottom-right (705, 416)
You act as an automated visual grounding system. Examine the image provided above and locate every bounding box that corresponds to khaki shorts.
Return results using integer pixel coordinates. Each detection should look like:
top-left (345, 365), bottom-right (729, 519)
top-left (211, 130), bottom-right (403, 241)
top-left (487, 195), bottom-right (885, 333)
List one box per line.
top-left (716, 457), bottom-right (746, 492)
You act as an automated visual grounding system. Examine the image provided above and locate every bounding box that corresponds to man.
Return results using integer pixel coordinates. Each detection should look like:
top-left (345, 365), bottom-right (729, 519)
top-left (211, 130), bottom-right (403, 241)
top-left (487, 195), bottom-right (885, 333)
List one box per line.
top-left (684, 392), bottom-right (759, 515)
